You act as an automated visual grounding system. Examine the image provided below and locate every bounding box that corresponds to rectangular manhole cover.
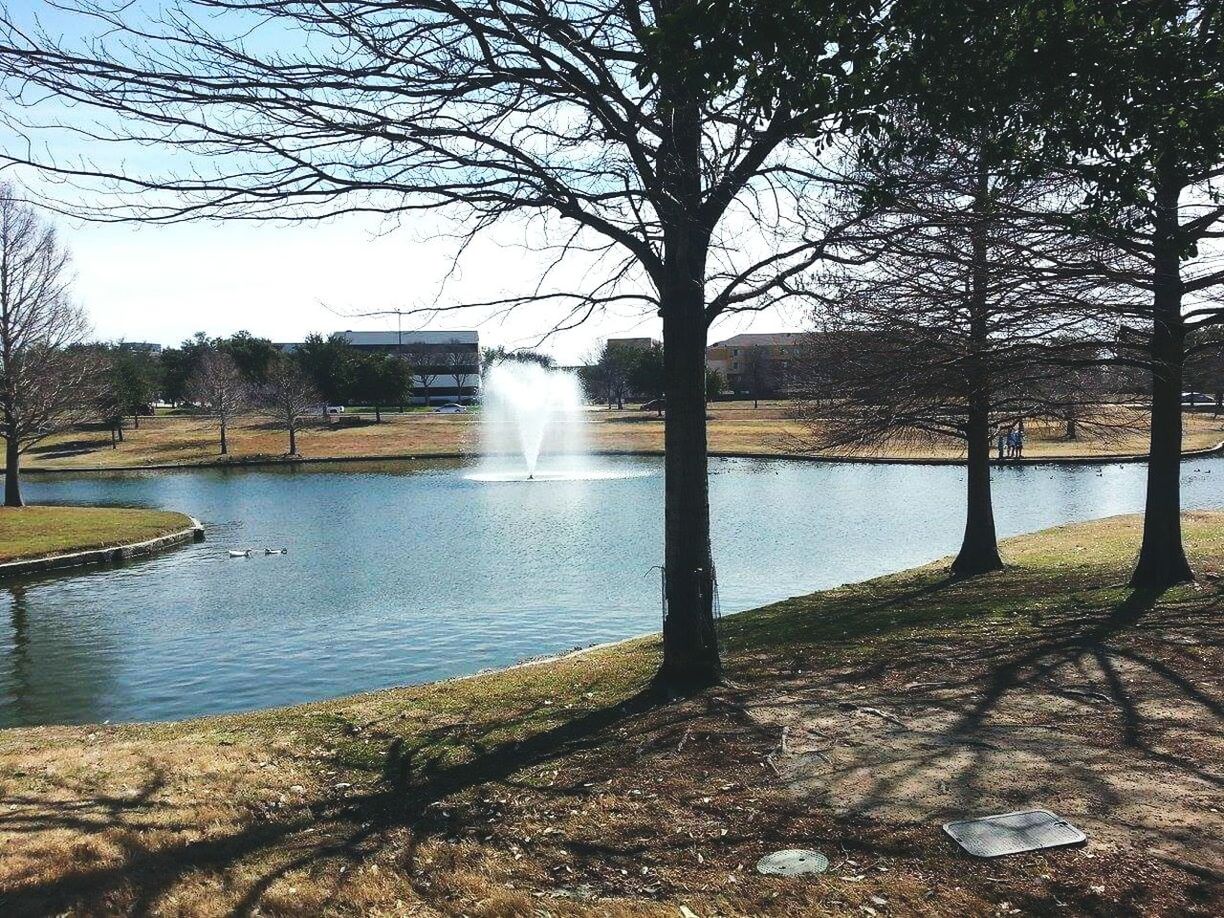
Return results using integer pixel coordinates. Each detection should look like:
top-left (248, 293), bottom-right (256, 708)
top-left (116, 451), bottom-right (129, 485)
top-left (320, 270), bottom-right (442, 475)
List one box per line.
top-left (943, 809), bottom-right (1086, 857)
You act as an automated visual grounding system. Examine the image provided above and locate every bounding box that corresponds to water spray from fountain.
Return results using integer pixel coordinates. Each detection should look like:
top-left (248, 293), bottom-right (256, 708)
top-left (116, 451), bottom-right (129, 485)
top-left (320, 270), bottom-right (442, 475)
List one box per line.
top-left (473, 362), bottom-right (590, 481)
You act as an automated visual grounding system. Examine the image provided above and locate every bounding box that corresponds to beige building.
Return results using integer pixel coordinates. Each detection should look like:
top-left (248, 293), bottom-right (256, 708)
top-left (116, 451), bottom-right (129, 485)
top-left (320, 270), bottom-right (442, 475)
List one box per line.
top-left (705, 332), bottom-right (803, 396)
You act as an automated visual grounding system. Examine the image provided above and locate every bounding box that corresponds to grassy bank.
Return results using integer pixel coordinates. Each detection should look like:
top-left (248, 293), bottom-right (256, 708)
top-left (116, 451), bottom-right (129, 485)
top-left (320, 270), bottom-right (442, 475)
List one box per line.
top-left (0, 512), bottom-right (1219, 915)
top-left (21, 404), bottom-right (1224, 470)
top-left (0, 505), bottom-right (195, 564)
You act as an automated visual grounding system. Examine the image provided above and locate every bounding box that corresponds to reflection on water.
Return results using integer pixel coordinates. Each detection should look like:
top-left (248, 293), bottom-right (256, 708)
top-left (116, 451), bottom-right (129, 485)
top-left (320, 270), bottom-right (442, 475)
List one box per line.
top-left (1, 455), bottom-right (1220, 727)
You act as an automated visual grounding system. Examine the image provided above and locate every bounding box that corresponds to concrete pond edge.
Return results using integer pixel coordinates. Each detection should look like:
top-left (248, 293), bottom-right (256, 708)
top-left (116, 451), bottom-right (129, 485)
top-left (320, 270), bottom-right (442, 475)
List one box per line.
top-left (0, 516), bottom-right (206, 579)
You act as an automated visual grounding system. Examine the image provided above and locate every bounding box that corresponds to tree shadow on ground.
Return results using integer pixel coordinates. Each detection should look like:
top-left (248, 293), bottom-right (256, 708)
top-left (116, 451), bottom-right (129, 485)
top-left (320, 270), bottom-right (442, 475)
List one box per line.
top-left (743, 578), bottom-right (1223, 888)
top-left (1, 684), bottom-right (694, 916)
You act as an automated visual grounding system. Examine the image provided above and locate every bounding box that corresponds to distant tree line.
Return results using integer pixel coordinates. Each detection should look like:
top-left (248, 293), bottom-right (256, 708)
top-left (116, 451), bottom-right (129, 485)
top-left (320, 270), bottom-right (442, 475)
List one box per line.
top-left (0, 186), bottom-right (431, 500)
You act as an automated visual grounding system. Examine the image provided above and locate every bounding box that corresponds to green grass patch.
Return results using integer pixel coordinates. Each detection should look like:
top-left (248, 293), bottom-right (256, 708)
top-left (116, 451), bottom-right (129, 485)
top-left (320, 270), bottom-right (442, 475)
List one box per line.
top-left (0, 505), bottom-right (194, 563)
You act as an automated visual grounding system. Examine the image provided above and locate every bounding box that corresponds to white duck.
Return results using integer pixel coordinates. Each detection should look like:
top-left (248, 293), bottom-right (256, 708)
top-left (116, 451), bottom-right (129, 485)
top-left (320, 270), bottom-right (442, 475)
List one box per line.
top-left (228, 549), bottom-right (254, 558)
top-left (264, 548), bottom-right (288, 555)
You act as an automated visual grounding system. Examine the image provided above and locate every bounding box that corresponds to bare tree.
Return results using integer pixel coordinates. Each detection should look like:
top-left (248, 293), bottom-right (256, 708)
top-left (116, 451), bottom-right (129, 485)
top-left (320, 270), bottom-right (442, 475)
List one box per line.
top-left (0, 187), bottom-right (95, 506)
top-left (741, 347), bottom-right (774, 409)
top-left (795, 141), bottom-right (1111, 576)
top-left (440, 345), bottom-right (475, 405)
top-left (593, 341), bottom-right (636, 410)
top-left (0, 0), bottom-right (889, 687)
top-left (187, 350), bottom-right (247, 456)
top-left (404, 344), bottom-right (441, 409)
top-left (261, 356), bottom-right (321, 456)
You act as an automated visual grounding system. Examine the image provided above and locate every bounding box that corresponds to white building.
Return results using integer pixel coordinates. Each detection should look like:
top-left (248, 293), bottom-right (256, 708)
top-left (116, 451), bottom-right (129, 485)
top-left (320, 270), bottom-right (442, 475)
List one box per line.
top-left (278, 330), bottom-right (481, 404)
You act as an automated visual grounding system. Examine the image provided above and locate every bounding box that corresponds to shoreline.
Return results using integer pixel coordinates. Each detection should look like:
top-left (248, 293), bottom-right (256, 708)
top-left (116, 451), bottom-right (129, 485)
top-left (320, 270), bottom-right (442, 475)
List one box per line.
top-left (13, 438), bottom-right (1224, 475)
top-left (0, 515), bottom-right (205, 579)
top-left (4, 507), bottom-right (1219, 732)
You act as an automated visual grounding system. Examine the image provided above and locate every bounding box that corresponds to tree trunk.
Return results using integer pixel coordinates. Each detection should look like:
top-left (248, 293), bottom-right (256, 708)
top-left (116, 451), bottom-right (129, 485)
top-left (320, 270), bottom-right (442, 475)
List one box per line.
top-left (374, 403), bottom-right (382, 423)
top-left (951, 160), bottom-right (1003, 578)
top-left (659, 292), bottom-right (719, 689)
top-left (4, 433), bottom-right (21, 508)
top-left (220, 417), bottom-right (229, 455)
top-left (952, 408), bottom-right (1003, 577)
top-left (1131, 174), bottom-right (1193, 587)
top-left (288, 423), bottom-right (297, 456)
top-left (1065, 407), bottom-right (1078, 440)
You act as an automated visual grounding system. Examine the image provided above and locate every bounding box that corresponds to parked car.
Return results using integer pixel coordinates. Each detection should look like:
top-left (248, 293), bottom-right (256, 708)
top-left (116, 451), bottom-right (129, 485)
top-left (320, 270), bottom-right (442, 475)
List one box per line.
top-left (1181, 392), bottom-right (1212, 407)
top-left (640, 398), bottom-right (665, 412)
top-left (433, 403), bottom-right (468, 414)
top-left (325, 405), bottom-right (345, 415)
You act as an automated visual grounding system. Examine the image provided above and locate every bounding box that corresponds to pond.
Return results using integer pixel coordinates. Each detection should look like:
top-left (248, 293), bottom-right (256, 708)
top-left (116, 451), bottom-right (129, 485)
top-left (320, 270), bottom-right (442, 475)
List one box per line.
top-left (2, 455), bottom-right (1221, 727)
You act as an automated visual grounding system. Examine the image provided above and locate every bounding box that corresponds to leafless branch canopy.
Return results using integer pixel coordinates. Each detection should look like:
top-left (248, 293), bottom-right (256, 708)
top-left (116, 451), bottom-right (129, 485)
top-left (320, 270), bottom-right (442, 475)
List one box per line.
top-left (792, 140), bottom-right (1139, 453)
top-left (0, 183), bottom-right (95, 449)
top-left (0, 0), bottom-right (886, 327)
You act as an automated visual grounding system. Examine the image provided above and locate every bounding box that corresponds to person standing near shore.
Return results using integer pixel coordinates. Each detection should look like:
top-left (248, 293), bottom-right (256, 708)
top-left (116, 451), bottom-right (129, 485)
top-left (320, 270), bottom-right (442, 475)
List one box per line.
top-left (997, 425), bottom-right (1007, 461)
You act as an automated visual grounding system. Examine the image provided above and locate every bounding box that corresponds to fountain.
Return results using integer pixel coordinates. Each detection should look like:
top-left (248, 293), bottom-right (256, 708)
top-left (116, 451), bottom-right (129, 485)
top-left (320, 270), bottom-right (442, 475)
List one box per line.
top-left (470, 361), bottom-right (641, 482)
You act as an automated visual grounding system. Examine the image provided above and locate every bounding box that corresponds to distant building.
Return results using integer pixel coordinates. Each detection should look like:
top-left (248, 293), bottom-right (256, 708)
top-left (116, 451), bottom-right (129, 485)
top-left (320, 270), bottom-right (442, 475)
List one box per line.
top-left (705, 332), bottom-right (803, 397)
top-left (277, 330), bottom-right (481, 404)
top-left (120, 341), bottom-right (163, 354)
top-left (606, 336), bottom-right (656, 351)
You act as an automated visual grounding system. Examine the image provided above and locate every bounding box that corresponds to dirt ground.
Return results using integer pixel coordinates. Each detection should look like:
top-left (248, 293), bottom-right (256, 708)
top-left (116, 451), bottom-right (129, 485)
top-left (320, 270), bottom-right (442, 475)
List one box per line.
top-left (0, 513), bottom-right (1220, 916)
top-left (21, 404), bottom-right (1224, 470)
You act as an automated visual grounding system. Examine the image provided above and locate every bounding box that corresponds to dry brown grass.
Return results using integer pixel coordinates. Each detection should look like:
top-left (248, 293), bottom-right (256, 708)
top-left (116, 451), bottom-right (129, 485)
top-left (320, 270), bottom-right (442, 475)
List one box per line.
top-left (21, 404), bottom-right (1224, 470)
top-left (0, 513), bottom-right (1220, 916)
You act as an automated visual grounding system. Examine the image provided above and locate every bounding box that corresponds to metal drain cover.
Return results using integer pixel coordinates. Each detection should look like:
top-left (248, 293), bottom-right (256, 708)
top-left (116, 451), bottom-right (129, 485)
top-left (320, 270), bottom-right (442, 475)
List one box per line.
top-left (943, 809), bottom-right (1086, 858)
top-left (756, 848), bottom-right (829, 876)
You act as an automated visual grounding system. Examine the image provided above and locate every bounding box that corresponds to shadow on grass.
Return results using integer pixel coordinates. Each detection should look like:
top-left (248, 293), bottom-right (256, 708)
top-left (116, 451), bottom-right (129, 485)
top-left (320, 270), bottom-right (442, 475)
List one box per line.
top-left (25, 438), bottom-right (112, 460)
top-left (2, 683), bottom-right (691, 916)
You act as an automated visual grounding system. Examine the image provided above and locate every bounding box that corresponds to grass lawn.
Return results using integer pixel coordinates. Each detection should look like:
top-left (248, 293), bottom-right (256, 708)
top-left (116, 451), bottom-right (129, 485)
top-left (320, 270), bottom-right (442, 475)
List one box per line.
top-left (0, 512), bottom-right (1219, 915)
top-left (21, 404), bottom-right (1224, 469)
top-left (0, 505), bottom-right (195, 563)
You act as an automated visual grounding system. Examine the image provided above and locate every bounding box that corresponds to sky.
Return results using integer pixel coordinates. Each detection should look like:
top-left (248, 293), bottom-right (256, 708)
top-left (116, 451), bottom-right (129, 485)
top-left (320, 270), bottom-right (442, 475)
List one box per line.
top-left (61, 213), bottom-right (805, 364)
top-left (4, 0), bottom-right (807, 362)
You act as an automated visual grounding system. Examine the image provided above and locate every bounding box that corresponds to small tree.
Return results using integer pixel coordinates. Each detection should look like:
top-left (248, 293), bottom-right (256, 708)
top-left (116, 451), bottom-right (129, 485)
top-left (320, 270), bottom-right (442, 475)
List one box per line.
top-left (590, 341), bottom-right (635, 409)
top-left (261, 356), bottom-right (320, 455)
top-left (158, 332), bottom-right (212, 405)
top-left (404, 343), bottom-right (441, 408)
top-left (107, 343), bottom-right (161, 431)
top-left (295, 333), bottom-right (356, 406)
top-left (705, 368), bottom-right (726, 401)
top-left (441, 345), bottom-right (475, 404)
top-left (741, 347), bottom-right (774, 409)
top-left (219, 331), bottom-right (278, 386)
top-left (629, 342), bottom-right (665, 411)
top-left (187, 350), bottom-right (246, 455)
top-left (354, 353), bottom-right (412, 422)
top-left (0, 187), bottom-right (95, 506)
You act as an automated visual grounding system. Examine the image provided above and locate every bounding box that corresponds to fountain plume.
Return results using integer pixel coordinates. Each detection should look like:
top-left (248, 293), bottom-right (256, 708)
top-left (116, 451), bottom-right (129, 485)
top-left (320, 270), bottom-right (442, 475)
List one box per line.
top-left (477, 362), bottom-right (590, 480)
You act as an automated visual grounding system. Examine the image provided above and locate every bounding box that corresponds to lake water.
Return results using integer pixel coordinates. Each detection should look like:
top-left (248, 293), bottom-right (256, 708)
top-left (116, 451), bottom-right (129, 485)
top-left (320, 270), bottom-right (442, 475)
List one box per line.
top-left (2, 455), bottom-right (1220, 727)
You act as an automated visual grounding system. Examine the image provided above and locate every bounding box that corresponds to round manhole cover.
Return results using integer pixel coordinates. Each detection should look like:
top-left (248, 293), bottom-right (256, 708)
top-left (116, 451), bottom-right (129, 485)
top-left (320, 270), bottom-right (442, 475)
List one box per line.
top-left (755, 848), bottom-right (829, 877)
